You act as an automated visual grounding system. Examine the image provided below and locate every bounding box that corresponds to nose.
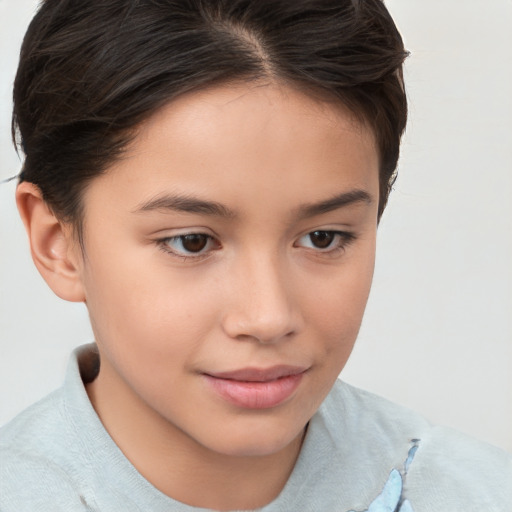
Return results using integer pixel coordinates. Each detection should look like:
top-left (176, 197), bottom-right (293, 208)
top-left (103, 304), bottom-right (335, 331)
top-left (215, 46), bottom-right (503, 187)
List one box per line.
top-left (221, 251), bottom-right (303, 344)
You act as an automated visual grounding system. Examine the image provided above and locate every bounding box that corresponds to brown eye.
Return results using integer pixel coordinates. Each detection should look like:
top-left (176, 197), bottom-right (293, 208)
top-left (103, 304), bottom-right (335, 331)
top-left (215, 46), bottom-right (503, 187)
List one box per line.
top-left (162, 233), bottom-right (217, 257)
top-left (309, 231), bottom-right (335, 249)
top-left (295, 230), bottom-right (355, 253)
top-left (180, 234), bottom-right (209, 253)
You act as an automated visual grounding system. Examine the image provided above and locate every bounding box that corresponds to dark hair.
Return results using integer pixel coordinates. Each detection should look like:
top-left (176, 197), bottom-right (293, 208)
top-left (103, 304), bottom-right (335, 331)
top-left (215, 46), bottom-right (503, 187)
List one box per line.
top-left (13, 0), bottom-right (408, 240)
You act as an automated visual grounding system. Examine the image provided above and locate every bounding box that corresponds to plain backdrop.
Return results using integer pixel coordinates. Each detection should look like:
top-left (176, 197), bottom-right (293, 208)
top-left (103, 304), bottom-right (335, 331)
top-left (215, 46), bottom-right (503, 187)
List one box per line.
top-left (1, 0), bottom-right (511, 452)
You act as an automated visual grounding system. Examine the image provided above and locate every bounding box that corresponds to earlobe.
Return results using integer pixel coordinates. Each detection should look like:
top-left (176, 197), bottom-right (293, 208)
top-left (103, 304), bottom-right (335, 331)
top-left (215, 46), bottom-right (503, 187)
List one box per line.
top-left (16, 182), bottom-right (86, 303)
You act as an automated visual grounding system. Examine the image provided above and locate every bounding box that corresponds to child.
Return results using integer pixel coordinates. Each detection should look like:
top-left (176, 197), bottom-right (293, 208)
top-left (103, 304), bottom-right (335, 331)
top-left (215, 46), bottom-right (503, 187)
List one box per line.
top-left (1, 1), bottom-right (510, 511)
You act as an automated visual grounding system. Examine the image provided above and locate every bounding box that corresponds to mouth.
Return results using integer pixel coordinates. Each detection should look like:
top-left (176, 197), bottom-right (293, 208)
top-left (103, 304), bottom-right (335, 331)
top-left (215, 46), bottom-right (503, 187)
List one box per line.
top-left (206, 365), bottom-right (308, 382)
top-left (203, 366), bottom-right (308, 409)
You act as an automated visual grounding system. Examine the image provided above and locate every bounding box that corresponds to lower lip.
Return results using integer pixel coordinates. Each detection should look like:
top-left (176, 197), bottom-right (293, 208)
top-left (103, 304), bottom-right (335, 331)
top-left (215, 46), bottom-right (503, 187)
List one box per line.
top-left (204, 373), bottom-right (304, 409)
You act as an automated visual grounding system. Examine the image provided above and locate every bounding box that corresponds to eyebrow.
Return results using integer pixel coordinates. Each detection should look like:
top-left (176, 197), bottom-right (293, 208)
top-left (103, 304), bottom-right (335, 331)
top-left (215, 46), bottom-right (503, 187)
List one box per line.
top-left (134, 194), bottom-right (236, 218)
top-left (295, 189), bottom-right (373, 219)
top-left (133, 189), bottom-right (373, 219)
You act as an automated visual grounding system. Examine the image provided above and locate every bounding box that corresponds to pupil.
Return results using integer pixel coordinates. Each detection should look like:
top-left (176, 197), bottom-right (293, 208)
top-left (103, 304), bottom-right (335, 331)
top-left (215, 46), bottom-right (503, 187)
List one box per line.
top-left (182, 234), bottom-right (208, 252)
top-left (310, 231), bottom-right (333, 249)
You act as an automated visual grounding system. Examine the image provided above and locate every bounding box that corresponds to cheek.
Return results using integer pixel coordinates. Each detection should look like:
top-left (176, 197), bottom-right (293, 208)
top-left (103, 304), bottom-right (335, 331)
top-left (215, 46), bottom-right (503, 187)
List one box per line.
top-left (81, 246), bottom-right (220, 364)
top-left (304, 243), bottom-right (375, 352)
top-left (82, 258), bottom-right (214, 404)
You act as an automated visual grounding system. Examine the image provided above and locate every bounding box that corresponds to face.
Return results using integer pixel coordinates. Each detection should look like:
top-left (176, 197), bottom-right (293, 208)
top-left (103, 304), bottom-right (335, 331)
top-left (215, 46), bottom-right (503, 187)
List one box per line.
top-left (76, 83), bottom-right (379, 458)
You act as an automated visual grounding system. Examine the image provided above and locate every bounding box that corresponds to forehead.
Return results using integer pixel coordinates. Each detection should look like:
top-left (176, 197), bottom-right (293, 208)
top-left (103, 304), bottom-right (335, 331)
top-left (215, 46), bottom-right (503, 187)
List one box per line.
top-left (84, 82), bottom-right (379, 218)
top-left (135, 82), bottom-right (376, 164)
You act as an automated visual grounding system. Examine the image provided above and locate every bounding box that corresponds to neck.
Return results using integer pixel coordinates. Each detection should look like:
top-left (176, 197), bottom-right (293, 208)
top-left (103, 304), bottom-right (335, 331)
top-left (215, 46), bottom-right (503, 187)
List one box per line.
top-left (86, 363), bottom-right (305, 510)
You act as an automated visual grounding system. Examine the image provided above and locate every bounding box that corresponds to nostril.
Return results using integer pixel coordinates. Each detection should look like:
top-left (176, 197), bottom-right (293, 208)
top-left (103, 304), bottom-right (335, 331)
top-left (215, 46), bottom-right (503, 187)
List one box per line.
top-left (222, 308), bottom-right (299, 344)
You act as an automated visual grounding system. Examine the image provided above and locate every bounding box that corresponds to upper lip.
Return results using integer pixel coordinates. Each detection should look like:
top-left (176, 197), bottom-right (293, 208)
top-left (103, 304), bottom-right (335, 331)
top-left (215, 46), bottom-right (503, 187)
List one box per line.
top-left (205, 365), bottom-right (308, 382)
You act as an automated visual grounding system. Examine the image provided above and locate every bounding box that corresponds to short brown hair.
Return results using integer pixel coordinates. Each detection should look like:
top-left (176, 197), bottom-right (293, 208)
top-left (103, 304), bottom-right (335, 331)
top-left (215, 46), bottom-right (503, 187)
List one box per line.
top-left (13, 0), bottom-right (408, 240)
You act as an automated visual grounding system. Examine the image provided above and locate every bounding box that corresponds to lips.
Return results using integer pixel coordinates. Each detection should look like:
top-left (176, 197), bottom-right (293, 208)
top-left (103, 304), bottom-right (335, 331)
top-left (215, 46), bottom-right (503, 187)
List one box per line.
top-left (203, 366), bottom-right (307, 409)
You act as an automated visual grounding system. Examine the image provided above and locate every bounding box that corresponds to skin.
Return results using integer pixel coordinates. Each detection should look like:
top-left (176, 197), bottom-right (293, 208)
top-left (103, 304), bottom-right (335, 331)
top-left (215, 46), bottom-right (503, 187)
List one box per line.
top-left (17, 82), bottom-right (380, 510)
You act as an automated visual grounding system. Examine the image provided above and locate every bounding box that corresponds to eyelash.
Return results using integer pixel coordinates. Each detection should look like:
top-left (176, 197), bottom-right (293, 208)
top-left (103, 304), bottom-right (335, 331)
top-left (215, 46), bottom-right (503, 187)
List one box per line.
top-left (158, 233), bottom-right (219, 261)
top-left (157, 230), bottom-right (356, 261)
top-left (294, 230), bottom-right (356, 256)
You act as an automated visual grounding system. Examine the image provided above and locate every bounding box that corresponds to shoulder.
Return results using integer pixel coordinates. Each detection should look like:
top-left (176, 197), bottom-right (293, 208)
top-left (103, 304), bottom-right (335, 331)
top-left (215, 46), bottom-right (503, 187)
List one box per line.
top-left (0, 345), bottom-right (104, 511)
top-left (324, 380), bottom-right (512, 511)
top-left (0, 390), bottom-right (91, 511)
top-left (407, 425), bottom-right (512, 511)
top-left (324, 379), bottom-right (433, 442)
top-left (0, 448), bottom-right (90, 512)
top-left (1, 387), bottom-right (66, 460)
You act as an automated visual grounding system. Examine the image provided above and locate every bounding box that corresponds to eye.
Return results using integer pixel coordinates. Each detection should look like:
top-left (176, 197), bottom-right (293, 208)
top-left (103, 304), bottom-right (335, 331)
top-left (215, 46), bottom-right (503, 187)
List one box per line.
top-left (159, 233), bottom-right (219, 258)
top-left (295, 230), bottom-right (355, 252)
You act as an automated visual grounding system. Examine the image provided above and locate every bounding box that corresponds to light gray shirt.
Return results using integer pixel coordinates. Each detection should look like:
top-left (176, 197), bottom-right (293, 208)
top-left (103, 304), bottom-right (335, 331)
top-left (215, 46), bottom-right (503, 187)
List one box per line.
top-left (1, 344), bottom-right (511, 511)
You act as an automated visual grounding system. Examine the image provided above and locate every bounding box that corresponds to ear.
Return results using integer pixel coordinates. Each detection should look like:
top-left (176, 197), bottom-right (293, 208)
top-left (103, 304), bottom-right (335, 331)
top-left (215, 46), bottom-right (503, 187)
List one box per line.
top-left (16, 182), bottom-right (86, 302)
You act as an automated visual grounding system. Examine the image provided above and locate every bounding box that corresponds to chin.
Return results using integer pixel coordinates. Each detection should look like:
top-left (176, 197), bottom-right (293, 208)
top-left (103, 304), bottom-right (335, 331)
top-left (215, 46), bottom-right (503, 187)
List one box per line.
top-left (199, 418), bottom-right (307, 458)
